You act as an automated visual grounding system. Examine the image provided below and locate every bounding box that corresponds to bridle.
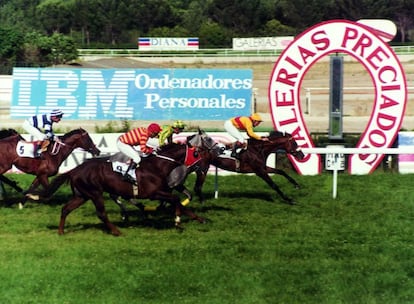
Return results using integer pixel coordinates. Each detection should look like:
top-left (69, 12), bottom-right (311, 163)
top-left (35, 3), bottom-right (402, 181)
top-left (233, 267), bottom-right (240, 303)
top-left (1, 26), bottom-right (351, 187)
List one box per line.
top-left (50, 131), bottom-right (98, 155)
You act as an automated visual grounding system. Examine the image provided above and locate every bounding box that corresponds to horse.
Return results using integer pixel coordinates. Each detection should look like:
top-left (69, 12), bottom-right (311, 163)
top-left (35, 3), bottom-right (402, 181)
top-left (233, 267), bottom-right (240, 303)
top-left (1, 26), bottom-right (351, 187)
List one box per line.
top-left (193, 131), bottom-right (305, 204)
top-left (0, 129), bottom-right (25, 193)
top-left (0, 128), bottom-right (100, 206)
top-left (39, 133), bottom-right (218, 236)
top-left (105, 129), bottom-right (221, 221)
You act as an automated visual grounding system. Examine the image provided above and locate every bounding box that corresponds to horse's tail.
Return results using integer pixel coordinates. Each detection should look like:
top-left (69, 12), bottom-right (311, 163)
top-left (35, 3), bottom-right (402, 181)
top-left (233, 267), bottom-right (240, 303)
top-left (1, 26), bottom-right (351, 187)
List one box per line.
top-left (40, 172), bottom-right (71, 199)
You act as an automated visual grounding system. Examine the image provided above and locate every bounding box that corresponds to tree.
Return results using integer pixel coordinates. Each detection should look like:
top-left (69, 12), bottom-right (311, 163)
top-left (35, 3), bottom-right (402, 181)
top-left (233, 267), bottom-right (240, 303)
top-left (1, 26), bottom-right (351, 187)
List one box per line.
top-left (0, 26), bottom-right (24, 73)
top-left (22, 31), bottom-right (78, 66)
top-left (198, 21), bottom-right (232, 48)
top-left (36, 0), bottom-right (73, 34)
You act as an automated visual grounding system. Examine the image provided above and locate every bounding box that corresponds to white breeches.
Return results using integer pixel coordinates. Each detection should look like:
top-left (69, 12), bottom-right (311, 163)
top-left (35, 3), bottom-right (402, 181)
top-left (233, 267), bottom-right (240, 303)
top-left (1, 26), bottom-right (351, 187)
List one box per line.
top-left (224, 120), bottom-right (246, 143)
top-left (22, 120), bottom-right (46, 141)
top-left (116, 140), bottom-right (142, 164)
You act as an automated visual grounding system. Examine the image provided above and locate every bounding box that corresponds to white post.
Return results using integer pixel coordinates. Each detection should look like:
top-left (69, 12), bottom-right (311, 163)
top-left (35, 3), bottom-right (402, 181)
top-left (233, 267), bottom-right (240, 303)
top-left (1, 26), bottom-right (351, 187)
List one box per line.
top-left (214, 166), bottom-right (219, 199)
top-left (332, 169), bottom-right (338, 198)
top-left (305, 88), bottom-right (311, 115)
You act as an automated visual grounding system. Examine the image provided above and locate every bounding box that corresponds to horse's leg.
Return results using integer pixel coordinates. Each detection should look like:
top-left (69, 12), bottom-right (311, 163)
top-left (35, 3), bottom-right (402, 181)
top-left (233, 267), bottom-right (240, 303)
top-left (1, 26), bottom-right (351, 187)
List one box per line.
top-left (110, 193), bottom-right (129, 221)
top-left (194, 169), bottom-right (208, 203)
top-left (255, 170), bottom-right (295, 205)
top-left (91, 195), bottom-right (121, 236)
top-left (154, 191), bottom-right (205, 228)
top-left (20, 176), bottom-right (45, 208)
top-left (174, 184), bottom-right (192, 206)
top-left (59, 196), bottom-right (86, 235)
top-left (0, 175), bottom-right (23, 193)
top-left (265, 167), bottom-right (300, 189)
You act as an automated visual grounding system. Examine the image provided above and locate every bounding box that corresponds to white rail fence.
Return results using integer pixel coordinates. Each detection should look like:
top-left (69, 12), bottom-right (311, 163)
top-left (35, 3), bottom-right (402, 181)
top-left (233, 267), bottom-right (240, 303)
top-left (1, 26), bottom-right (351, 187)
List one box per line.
top-left (303, 87), bottom-right (414, 115)
top-left (301, 147), bottom-right (414, 199)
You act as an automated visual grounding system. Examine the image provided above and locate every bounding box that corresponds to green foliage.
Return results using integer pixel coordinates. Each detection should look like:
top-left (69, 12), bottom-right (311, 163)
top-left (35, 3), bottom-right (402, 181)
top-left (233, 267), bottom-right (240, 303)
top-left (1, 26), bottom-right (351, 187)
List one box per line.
top-left (0, 26), bottom-right (24, 73)
top-left (0, 172), bottom-right (414, 303)
top-left (18, 31), bottom-right (78, 68)
top-left (94, 120), bottom-right (131, 133)
top-left (198, 21), bottom-right (232, 48)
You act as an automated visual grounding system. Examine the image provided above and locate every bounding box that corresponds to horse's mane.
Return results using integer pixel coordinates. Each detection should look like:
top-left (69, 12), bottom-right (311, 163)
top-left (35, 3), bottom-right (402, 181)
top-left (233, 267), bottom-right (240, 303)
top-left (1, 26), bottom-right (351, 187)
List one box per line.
top-left (157, 143), bottom-right (184, 153)
top-left (269, 130), bottom-right (289, 138)
top-left (60, 128), bottom-right (86, 140)
top-left (0, 128), bottom-right (23, 140)
top-left (247, 130), bottom-right (290, 145)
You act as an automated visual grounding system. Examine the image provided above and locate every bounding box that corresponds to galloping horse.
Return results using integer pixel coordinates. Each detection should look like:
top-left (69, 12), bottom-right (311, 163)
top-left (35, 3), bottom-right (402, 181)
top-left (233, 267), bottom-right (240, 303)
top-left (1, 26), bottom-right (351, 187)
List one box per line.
top-left (0, 128), bottom-right (100, 206)
top-left (40, 134), bottom-right (217, 236)
top-left (110, 130), bottom-right (221, 221)
top-left (194, 131), bottom-right (305, 204)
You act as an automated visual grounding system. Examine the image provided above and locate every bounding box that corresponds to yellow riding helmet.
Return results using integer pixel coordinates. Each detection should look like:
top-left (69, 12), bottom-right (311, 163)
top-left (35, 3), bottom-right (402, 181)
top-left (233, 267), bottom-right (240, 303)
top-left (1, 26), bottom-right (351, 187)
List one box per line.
top-left (172, 120), bottom-right (186, 129)
top-left (250, 113), bottom-right (263, 122)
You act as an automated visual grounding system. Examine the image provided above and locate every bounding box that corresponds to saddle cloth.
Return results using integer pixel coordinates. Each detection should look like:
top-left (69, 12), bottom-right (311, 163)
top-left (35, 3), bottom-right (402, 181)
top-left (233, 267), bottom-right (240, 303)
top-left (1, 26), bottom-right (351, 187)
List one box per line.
top-left (16, 141), bottom-right (39, 158)
top-left (112, 161), bottom-right (136, 181)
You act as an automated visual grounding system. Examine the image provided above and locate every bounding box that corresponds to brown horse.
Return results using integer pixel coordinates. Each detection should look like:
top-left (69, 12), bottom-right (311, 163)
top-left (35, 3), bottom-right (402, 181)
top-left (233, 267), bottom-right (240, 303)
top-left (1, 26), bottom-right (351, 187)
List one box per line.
top-left (0, 128), bottom-right (100, 206)
top-left (194, 131), bottom-right (305, 204)
top-left (109, 129), bottom-right (221, 221)
top-left (40, 139), bottom-right (217, 236)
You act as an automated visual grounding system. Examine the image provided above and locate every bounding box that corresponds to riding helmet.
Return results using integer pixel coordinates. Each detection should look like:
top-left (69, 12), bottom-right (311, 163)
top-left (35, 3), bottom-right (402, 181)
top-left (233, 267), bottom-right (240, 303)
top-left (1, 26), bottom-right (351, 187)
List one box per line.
top-left (250, 113), bottom-right (263, 122)
top-left (147, 123), bottom-right (162, 134)
top-left (50, 109), bottom-right (64, 118)
top-left (172, 120), bottom-right (186, 129)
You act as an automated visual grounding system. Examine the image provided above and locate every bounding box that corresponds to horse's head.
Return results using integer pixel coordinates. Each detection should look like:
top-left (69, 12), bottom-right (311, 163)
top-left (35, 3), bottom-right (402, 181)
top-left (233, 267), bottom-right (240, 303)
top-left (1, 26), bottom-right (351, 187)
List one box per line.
top-left (60, 128), bottom-right (101, 157)
top-left (267, 131), bottom-right (304, 160)
top-left (187, 129), bottom-right (221, 157)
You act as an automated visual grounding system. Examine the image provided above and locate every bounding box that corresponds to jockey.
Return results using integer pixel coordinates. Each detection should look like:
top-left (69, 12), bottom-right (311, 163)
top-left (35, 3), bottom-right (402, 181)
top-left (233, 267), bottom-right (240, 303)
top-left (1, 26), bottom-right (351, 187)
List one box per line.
top-left (158, 120), bottom-right (186, 147)
top-left (224, 112), bottom-right (269, 158)
top-left (22, 109), bottom-right (64, 157)
top-left (116, 123), bottom-right (162, 181)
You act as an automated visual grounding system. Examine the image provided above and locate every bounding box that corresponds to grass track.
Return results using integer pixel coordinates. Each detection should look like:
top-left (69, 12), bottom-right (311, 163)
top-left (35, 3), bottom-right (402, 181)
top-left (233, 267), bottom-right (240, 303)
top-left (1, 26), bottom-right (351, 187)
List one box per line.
top-left (0, 172), bottom-right (413, 303)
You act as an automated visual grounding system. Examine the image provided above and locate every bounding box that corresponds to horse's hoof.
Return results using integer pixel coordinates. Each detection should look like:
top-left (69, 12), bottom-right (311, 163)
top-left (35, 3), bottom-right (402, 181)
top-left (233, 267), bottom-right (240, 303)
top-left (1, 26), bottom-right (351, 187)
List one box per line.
top-left (294, 185), bottom-right (301, 189)
top-left (175, 224), bottom-right (184, 232)
top-left (198, 217), bottom-right (208, 224)
top-left (26, 193), bottom-right (39, 201)
top-left (18, 202), bottom-right (24, 210)
top-left (111, 230), bottom-right (122, 236)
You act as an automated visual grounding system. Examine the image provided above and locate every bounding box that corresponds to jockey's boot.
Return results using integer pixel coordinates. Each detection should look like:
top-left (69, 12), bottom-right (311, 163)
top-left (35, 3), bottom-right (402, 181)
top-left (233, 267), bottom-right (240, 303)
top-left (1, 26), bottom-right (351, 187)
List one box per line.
top-left (122, 161), bottom-right (138, 183)
top-left (40, 140), bottom-right (50, 152)
top-left (231, 142), bottom-right (244, 159)
top-left (35, 143), bottom-right (42, 158)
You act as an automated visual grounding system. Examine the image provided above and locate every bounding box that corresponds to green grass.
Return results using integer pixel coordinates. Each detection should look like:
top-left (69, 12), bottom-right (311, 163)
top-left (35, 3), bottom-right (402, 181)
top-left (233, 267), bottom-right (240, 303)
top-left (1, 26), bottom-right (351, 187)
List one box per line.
top-left (0, 172), bottom-right (413, 303)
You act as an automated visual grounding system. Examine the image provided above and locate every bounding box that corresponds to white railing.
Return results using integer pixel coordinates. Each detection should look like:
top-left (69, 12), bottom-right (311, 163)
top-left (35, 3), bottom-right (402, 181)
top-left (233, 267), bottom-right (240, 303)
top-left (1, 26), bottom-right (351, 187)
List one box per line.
top-left (303, 87), bottom-right (414, 115)
top-left (77, 45), bottom-right (414, 58)
top-left (301, 147), bottom-right (413, 199)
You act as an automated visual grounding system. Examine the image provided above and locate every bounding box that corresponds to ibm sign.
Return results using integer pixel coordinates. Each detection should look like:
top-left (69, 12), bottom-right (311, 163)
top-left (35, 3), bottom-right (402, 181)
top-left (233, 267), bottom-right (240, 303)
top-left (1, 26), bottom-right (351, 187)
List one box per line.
top-left (11, 68), bottom-right (252, 120)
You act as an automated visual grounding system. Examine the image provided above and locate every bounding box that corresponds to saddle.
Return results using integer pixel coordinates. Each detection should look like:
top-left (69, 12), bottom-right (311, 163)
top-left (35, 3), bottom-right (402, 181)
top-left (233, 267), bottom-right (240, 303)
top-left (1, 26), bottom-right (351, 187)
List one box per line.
top-left (16, 139), bottom-right (50, 158)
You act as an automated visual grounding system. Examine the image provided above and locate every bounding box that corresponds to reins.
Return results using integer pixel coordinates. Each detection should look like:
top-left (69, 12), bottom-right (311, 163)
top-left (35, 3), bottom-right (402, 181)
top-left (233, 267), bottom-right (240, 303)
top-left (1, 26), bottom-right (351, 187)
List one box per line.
top-left (50, 131), bottom-right (97, 155)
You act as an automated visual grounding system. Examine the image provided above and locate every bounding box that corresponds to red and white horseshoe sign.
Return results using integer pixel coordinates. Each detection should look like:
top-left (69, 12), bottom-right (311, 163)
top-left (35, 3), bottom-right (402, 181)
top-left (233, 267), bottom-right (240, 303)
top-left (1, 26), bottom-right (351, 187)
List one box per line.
top-left (268, 19), bottom-right (407, 175)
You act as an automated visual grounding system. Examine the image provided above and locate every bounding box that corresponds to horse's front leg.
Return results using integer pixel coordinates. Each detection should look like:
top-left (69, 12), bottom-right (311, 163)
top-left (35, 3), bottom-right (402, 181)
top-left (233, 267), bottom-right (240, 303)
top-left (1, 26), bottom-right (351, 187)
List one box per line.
top-left (59, 196), bottom-right (88, 235)
top-left (110, 194), bottom-right (129, 221)
top-left (92, 195), bottom-right (121, 236)
top-left (266, 167), bottom-right (300, 189)
top-left (174, 184), bottom-right (192, 206)
top-left (194, 169), bottom-right (208, 203)
top-left (21, 175), bottom-right (48, 208)
top-left (256, 170), bottom-right (296, 205)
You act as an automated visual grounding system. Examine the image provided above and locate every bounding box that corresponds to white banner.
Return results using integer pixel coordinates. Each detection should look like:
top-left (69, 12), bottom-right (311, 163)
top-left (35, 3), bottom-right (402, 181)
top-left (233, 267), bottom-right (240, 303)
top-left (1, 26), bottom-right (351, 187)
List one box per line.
top-left (138, 37), bottom-right (199, 50)
top-left (232, 36), bottom-right (294, 51)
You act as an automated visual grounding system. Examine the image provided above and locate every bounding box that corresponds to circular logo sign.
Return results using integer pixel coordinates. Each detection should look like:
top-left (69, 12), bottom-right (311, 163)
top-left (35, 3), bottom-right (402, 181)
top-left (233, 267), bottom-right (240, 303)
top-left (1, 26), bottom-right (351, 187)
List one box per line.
top-left (268, 19), bottom-right (407, 174)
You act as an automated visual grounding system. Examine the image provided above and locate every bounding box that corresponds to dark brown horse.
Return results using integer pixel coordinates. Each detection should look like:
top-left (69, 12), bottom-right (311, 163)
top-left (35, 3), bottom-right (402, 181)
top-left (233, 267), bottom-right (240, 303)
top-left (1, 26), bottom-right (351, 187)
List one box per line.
top-left (0, 128), bottom-right (100, 207)
top-left (107, 129), bottom-right (221, 221)
top-left (194, 131), bottom-right (305, 204)
top-left (40, 139), bottom-right (217, 236)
